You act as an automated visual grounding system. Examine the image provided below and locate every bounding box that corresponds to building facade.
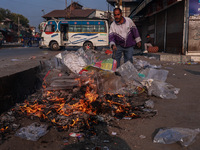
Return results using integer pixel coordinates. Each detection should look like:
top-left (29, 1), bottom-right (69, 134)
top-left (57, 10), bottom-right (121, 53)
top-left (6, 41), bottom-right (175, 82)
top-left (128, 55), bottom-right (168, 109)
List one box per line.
top-left (130, 0), bottom-right (200, 55)
top-left (43, 2), bottom-right (109, 20)
top-left (107, 0), bottom-right (142, 17)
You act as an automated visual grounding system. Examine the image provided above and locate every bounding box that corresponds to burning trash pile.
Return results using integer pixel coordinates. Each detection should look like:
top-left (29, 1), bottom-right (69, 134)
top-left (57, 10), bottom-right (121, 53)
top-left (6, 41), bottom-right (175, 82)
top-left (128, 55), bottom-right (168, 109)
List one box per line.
top-left (0, 48), bottom-right (179, 145)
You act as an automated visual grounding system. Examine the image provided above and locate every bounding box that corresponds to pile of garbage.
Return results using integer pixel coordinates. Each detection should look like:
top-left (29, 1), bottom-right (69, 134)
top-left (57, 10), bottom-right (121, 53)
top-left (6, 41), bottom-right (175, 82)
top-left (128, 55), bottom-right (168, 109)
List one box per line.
top-left (45, 48), bottom-right (180, 99)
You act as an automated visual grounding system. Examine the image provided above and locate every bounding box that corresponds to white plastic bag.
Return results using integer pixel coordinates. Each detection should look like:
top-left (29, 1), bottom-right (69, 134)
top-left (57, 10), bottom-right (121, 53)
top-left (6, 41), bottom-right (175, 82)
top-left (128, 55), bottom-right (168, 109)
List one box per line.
top-left (15, 122), bottom-right (49, 141)
top-left (153, 128), bottom-right (200, 147)
top-left (148, 80), bottom-right (180, 99)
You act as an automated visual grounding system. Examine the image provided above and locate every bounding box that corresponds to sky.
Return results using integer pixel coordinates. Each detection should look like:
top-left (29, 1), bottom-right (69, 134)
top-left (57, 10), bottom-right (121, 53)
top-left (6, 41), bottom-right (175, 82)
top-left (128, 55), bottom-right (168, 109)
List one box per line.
top-left (0, 0), bottom-right (112, 30)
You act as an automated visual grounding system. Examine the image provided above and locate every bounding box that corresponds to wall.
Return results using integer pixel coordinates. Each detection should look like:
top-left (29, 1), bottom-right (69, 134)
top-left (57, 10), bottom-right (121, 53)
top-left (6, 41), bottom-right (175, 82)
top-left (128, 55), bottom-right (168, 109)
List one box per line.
top-left (166, 1), bottom-right (184, 54)
top-left (188, 16), bottom-right (200, 53)
top-left (155, 11), bottom-right (165, 51)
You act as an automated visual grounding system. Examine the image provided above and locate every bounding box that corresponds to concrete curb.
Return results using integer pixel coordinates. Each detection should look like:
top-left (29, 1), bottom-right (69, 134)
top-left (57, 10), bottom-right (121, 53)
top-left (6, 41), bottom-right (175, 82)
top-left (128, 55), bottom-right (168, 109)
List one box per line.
top-left (146, 52), bottom-right (200, 62)
top-left (1, 43), bottom-right (23, 49)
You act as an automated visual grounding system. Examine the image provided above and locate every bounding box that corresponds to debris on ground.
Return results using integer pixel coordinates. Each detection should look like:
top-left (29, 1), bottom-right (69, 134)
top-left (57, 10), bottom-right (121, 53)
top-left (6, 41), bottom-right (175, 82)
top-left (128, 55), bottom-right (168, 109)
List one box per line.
top-left (0, 48), bottom-right (181, 148)
top-left (15, 122), bottom-right (49, 141)
top-left (153, 127), bottom-right (200, 147)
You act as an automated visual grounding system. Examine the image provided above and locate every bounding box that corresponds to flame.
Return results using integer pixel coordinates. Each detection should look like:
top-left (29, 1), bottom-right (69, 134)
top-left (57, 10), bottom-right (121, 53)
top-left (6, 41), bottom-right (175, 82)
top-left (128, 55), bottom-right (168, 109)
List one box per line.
top-left (117, 94), bottom-right (124, 98)
top-left (20, 101), bottom-right (46, 118)
top-left (0, 126), bottom-right (8, 132)
top-left (18, 72), bottom-right (140, 130)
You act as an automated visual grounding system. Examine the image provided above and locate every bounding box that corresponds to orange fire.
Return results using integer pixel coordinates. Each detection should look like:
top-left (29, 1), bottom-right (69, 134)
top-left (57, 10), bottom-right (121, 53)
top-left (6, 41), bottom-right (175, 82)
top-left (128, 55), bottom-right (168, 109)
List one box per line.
top-left (0, 126), bottom-right (8, 132)
top-left (18, 73), bottom-right (139, 130)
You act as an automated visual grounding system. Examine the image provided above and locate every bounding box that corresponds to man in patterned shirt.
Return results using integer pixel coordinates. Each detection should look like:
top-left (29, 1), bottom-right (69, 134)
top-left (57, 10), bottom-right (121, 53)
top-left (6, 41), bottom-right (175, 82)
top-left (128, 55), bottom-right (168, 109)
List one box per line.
top-left (109, 8), bottom-right (141, 68)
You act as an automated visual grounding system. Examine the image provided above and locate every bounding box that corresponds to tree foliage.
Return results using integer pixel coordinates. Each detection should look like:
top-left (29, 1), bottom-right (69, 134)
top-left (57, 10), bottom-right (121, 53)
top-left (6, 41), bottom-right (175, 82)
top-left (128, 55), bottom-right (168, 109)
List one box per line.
top-left (0, 8), bottom-right (29, 27)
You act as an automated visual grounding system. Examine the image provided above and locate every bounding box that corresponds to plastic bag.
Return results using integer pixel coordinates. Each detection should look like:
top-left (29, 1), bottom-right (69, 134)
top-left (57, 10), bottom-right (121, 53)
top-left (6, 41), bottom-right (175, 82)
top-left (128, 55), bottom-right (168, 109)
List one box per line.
top-left (96, 71), bottom-right (125, 95)
top-left (116, 61), bottom-right (142, 84)
top-left (62, 48), bottom-right (92, 74)
top-left (147, 80), bottom-right (180, 99)
top-left (80, 58), bottom-right (117, 74)
top-left (134, 59), bottom-right (161, 70)
top-left (15, 122), bottom-right (49, 141)
top-left (140, 68), bottom-right (169, 82)
top-left (153, 128), bottom-right (200, 147)
top-left (134, 59), bottom-right (150, 70)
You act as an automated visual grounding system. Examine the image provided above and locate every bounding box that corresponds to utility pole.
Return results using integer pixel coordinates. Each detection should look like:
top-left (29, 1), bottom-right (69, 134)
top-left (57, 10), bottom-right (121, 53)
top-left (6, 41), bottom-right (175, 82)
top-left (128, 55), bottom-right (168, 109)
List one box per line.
top-left (115, 0), bottom-right (118, 8)
top-left (18, 16), bottom-right (20, 43)
top-left (65, 0), bottom-right (67, 8)
top-left (70, 0), bottom-right (73, 14)
top-left (41, 10), bottom-right (45, 21)
top-left (119, 0), bottom-right (122, 10)
top-left (115, 0), bottom-right (122, 9)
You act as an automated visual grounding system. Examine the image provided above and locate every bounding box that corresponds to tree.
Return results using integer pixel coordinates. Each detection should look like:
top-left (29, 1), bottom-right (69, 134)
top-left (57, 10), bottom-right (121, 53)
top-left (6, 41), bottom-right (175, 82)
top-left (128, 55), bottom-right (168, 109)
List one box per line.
top-left (0, 8), bottom-right (29, 27)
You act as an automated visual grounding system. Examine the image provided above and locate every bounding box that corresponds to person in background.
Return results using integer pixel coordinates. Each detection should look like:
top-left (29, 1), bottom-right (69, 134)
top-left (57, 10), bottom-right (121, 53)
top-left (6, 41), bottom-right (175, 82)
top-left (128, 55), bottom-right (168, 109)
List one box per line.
top-left (144, 34), bottom-right (153, 53)
top-left (109, 8), bottom-right (141, 68)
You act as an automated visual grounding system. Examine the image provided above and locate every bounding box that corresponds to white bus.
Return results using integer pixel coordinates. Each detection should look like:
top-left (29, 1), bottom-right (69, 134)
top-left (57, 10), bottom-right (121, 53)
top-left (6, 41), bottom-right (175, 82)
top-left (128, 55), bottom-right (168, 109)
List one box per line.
top-left (39, 19), bottom-right (109, 50)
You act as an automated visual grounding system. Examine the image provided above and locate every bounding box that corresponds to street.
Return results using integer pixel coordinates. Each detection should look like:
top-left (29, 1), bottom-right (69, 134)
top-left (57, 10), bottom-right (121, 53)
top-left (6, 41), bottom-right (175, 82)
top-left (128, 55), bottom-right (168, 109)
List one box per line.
top-left (1, 0), bottom-right (200, 149)
top-left (0, 46), bottom-right (200, 150)
top-left (0, 47), bottom-right (63, 77)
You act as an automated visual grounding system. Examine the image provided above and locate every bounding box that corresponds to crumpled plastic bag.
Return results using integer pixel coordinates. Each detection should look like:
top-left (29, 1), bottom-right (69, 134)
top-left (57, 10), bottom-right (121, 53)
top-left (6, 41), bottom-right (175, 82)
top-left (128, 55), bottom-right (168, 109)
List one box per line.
top-left (61, 48), bottom-right (93, 74)
top-left (80, 58), bottom-right (117, 74)
top-left (97, 72), bottom-right (126, 95)
top-left (116, 61), bottom-right (143, 84)
top-left (142, 79), bottom-right (180, 99)
top-left (140, 68), bottom-right (169, 82)
top-left (153, 127), bottom-right (200, 147)
top-left (134, 59), bottom-right (161, 70)
top-left (15, 122), bottom-right (49, 141)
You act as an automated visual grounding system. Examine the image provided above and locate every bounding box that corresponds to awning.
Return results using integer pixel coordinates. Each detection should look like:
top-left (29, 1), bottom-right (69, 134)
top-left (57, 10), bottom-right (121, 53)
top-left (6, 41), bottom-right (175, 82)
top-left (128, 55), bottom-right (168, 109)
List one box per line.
top-left (130, 0), bottom-right (182, 18)
top-left (130, 0), bottom-right (153, 17)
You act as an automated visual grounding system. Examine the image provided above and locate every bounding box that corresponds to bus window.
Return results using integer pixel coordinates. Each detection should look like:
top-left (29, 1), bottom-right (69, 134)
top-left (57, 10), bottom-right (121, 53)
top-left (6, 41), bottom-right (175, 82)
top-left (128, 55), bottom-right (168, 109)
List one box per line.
top-left (75, 25), bottom-right (82, 32)
top-left (69, 25), bottom-right (74, 32)
top-left (45, 24), bottom-right (55, 32)
top-left (82, 25), bottom-right (87, 32)
top-left (88, 25), bottom-right (94, 32)
top-left (94, 25), bottom-right (100, 32)
top-left (82, 25), bottom-right (94, 32)
top-left (100, 25), bottom-right (106, 32)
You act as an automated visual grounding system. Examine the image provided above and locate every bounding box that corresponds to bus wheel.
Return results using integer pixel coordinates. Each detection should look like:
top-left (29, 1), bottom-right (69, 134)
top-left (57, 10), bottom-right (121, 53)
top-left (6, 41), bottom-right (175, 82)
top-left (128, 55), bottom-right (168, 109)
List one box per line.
top-left (83, 42), bottom-right (93, 50)
top-left (50, 42), bottom-right (59, 51)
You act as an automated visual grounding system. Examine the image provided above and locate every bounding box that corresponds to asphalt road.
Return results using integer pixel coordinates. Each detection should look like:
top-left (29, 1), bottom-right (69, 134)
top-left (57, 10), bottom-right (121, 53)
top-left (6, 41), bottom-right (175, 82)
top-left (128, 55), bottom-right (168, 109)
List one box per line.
top-left (0, 47), bottom-right (67, 77)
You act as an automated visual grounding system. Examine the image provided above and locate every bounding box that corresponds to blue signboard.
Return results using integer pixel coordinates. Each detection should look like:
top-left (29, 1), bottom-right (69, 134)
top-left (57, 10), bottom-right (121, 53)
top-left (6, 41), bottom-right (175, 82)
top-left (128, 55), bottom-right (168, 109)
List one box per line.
top-left (189, 0), bottom-right (200, 16)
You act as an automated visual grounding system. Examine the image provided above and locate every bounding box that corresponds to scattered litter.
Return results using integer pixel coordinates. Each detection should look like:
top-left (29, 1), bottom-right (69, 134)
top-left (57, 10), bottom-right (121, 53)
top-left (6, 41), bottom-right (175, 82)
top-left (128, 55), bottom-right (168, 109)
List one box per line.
top-left (111, 132), bottom-right (117, 135)
top-left (81, 58), bottom-right (117, 74)
top-left (184, 73), bottom-right (187, 76)
top-left (139, 135), bottom-right (146, 139)
top-left (11, 59), bottom-right (20, 61)
top-left (15, 122), bottom-right (49, 141)
top-left (140, 68), bottom-right (169, 82)
top-left (122, 117), bottom-right (132, 120)
top-left (62, 48), bottom-right (91, 74)
top-left (103, 146), bottom-right (109, 150)
top-left (117, 61), bottom-right (142, 83)
top-left (144, 99), bottom-right (154, 109)
top-left (143, 80), bottom-right (180, 99)
top-left (105, 49), bottom-right (113, 55)
top-left (165, 67), bottom-right (173, 70)
top-left (29, 56), bottom-right (36, 59)
top-left (69, 132), bottom-right (82, 138)
top-left (153, 127), bottom-right (200, 147)
top-left (103, 140), bottom-right (110, 143)
top-left (148, 57), bottom-right (157, 60)
top-left (184, 62), bottom-right (198, 65)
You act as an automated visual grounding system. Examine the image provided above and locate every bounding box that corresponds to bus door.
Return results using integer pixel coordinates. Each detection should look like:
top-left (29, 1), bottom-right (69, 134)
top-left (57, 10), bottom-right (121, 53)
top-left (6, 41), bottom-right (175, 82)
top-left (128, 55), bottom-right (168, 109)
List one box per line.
top-left (60, 24), bottom-right (69, 45)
